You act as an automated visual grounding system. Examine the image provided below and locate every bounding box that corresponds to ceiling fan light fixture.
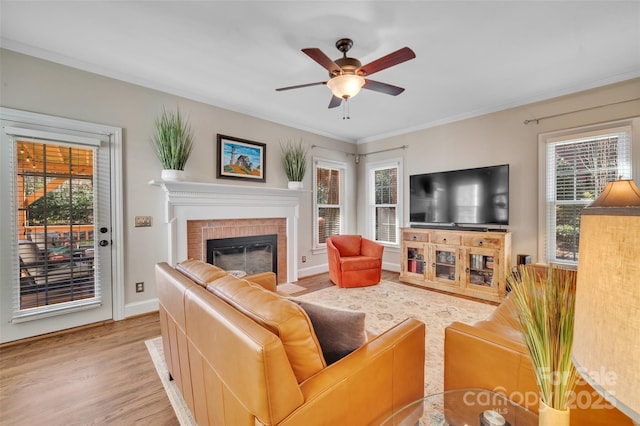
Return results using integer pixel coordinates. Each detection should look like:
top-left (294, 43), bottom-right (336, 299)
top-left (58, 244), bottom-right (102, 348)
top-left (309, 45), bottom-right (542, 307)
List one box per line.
top-left (326, 74), bottom-right (365, 100)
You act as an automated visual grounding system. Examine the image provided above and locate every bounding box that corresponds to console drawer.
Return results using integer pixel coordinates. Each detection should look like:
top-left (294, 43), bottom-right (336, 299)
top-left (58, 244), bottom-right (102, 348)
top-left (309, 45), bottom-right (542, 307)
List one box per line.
top-left (403, 231), bottom-right (429, 242)
top-left (432, 233), bottom-right (461, 245)
top-left (463, 235), bottom-right (502, 249)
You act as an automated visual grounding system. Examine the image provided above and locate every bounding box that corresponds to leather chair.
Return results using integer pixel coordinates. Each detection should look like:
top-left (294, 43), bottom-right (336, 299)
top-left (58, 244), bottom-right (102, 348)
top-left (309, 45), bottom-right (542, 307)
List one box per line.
top-left (326, 235), bottom-right (384, 288)
top-left (444, 267), bottom-right (633, 426)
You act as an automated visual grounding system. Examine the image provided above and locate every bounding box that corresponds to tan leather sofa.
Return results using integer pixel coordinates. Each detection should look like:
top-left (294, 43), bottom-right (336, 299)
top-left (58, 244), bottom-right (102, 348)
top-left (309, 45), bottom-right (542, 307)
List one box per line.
top-left (156, 259), bottom-right (426, 425)
top-left (444, 294), bottom-right (632, 425)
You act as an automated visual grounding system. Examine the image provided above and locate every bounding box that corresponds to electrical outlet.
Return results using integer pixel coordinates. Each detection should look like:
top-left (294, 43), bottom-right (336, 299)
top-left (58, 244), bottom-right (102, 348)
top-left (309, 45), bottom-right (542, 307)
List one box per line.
top-left (135, 282), bottom-right (144, 293)
top-left (135, 216), bottom-right (152, 227)
top-left (302, 256), bottom-right (306, 263)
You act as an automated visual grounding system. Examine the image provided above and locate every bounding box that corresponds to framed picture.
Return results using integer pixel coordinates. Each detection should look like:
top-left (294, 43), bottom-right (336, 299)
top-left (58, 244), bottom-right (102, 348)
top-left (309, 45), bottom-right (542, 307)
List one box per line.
top-left (216, 134), bottom-right (266, 182)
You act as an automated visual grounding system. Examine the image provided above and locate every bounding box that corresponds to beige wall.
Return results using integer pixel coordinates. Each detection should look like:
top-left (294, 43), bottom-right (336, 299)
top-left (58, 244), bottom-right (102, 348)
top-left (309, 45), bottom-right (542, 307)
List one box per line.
top-left (357, 78), bottom-right (640, 267)
top-left (2, 48), bottom-right (639, 318)
top-left (0, 49), bottom-right (355, 315)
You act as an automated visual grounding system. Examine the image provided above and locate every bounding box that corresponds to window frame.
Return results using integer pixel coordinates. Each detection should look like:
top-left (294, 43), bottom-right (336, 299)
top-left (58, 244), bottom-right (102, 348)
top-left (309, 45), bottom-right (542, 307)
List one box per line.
top-left (313, 157), bottom-right (347, 251)
top-left (538, 121), bottom-right (633, 265)
top-left (366, 158), bottom-right (403, 248)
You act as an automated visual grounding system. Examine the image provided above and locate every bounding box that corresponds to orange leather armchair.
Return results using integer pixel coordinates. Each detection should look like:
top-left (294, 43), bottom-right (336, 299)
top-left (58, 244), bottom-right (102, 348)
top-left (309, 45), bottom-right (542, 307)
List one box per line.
top-left (327, 235), bottom-right (384, 288)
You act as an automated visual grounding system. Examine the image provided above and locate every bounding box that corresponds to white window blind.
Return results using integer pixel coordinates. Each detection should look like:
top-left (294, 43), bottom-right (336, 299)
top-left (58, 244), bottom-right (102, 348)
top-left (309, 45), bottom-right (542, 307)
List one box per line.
top-left (543, 126), bottom-right (631, 264)
top-left (314, 160), bottom-right (345, 247)
top-left (368, 160), bottom-right (402, 245)
top-left (3, 123), bottom-right (103, 321)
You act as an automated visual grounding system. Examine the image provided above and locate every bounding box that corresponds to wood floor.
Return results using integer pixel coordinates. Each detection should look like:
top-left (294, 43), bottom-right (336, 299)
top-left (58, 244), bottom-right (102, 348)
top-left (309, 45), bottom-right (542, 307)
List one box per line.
top-left (0, 313), bottom-right (178, 426)
top-left (0, 270), bottom-right (491, 426)
top-left (1, 271), bottom-right (391, 426)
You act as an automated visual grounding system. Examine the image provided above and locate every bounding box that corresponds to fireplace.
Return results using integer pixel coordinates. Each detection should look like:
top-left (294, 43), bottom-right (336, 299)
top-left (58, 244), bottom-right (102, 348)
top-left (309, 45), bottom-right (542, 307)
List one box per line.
top-left (187, 217), bottom-right (287, 283)
top-left (206, 234), bottom-right (278, 276)
top-left (152, 181), bottom-right (302, 283)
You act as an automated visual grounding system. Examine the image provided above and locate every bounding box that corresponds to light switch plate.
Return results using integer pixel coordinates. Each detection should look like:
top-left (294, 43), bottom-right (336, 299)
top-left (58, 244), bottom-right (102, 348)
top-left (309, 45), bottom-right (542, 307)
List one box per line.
top-left (135, 216), bottom-right (152, 227)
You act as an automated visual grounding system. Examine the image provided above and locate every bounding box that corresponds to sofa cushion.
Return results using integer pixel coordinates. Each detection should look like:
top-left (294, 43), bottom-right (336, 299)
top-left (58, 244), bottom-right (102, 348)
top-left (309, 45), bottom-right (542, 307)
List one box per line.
top-left (340, 256), bottom-right (381, 271)
top-left (176, 259), bottom-right (227, 287)
top-left (295, 301), bottom-right (366, 365)
top-left (206, 275), bottom-right (325, 382)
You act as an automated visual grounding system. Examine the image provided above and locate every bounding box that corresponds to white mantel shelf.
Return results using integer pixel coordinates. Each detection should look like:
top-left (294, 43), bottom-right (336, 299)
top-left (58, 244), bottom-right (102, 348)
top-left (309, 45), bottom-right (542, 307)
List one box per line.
top-left (149, 180), bottom-right (310, 198)
top-left (150, 179), bottom-right (304, 281)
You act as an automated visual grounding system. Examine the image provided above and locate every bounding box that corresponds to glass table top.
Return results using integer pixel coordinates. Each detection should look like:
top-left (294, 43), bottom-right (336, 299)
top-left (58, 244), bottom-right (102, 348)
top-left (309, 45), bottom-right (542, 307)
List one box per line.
top-left (380, 388), bottom-right (538, 426)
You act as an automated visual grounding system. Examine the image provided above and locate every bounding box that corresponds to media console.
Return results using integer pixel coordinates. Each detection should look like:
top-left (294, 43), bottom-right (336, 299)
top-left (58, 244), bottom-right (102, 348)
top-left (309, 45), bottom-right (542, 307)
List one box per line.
top-left (400, 227), bottom-right (512, 303)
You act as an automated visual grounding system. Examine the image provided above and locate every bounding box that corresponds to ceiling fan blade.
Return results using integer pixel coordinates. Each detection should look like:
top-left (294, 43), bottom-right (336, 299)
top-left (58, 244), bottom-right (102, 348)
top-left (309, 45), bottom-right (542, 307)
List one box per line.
top-left (363, 79), bottom-right (405, 96)
top-left (328, 95), bottom-right (342, 109)
top-left (275, 81), bottom-right (326, 91)
top-left (357, 47), bottom-right (416, 76)
top-left (302, 48), bottom-right (341, 74)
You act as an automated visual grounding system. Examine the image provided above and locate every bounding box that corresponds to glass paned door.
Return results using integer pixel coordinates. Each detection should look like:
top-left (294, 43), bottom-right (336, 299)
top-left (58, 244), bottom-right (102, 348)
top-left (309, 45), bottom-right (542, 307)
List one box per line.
top-left (1, 109), bottom-right (118, 344)
top-left (17, 140), bottom-right (97, 310)
top-left (466, 250), bottom-right (497, 289)
top-left (405, 242), bottom-right (426, 276)
top-left (432, 245), bottom-right (458, 284)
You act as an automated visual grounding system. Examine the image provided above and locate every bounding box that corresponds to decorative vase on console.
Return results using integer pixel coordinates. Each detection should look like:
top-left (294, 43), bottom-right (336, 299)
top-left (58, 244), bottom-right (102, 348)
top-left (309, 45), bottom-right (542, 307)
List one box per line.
top-left (151, 105), bottom-right (194, 182)
top-left (507, 265), bottom-right (578, 426)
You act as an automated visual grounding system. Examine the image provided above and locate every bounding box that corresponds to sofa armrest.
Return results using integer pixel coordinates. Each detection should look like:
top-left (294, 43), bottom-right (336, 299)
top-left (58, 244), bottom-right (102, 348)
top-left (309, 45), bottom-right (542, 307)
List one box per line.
top-left (361, 237), bottom-right (384, 259)
top-left (444, 322), bottom-right (634, 426)
top-left (326, 238), bottom-right (341, 265)
top-left (244, 271), bottom-right (277, 292)
top-left (444, 321), bottom-right (536, 403)
top-left (279, 318), bottom-right (426, 426)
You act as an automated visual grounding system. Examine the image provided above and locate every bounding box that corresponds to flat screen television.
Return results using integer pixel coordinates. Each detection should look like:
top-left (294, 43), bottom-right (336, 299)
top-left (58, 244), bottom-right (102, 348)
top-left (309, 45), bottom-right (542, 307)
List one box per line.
top-left (409, 164), bottom-right (509, 226)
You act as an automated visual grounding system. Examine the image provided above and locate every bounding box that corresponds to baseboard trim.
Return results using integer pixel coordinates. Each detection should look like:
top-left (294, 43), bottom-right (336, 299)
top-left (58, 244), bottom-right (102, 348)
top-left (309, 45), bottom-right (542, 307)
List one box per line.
top-left (296, 261), bottom-right (399, 280)
top-left (383, 261), bottom-right (400, 273)
top-left (125, 298), bottom-right (158, 318)
top-left (297, 263), bottom-right (328, 279)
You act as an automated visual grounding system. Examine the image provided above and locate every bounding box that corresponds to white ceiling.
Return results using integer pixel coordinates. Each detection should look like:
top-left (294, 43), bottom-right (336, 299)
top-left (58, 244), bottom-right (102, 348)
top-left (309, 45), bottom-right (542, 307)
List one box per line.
top-left (1, 1), bottom-right (639, 143)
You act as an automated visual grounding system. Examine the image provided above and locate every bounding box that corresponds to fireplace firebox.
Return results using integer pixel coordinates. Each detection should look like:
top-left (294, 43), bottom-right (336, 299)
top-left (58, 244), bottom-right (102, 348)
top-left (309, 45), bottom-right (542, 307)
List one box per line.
top-left (206, 234), bottom-right (278, 276)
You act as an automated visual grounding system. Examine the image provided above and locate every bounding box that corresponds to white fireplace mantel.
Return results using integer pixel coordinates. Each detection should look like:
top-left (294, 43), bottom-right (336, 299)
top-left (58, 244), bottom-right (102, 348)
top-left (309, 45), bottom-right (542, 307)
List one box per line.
top-left (150, 180), bottom-right (305, 282)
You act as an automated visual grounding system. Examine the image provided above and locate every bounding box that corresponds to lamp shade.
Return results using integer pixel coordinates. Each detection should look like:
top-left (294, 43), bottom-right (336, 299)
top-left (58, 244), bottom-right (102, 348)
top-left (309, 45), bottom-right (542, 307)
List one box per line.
top-left (573, 179), bottom-right (640, 423)
top-left (326, 74), bottom-right (365, 100)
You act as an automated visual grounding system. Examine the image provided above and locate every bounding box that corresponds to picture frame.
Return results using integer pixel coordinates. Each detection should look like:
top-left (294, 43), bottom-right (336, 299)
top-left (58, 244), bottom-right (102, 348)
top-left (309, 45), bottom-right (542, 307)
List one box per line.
top-left (216, 134), bottom-right (266, 182)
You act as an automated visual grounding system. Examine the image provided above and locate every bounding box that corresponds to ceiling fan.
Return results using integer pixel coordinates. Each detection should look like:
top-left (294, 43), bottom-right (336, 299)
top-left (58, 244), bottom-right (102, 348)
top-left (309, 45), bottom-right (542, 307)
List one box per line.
top-left (276, 38), bottom-right (416, 109)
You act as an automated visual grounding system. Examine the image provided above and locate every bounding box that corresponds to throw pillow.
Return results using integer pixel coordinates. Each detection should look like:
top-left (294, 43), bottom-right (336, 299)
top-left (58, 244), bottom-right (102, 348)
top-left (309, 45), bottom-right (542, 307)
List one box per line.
top-left (295, 301), bottom-right (366, 365)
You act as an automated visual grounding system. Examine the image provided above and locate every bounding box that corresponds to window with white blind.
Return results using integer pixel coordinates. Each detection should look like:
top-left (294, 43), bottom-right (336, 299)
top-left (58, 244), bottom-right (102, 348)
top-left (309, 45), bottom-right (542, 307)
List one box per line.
top-left (540, 124), bottom-right (632, 265)
top-left (367, 159), bottom-right (402, 245)
top-left (314, 159), bottom-right (345, 248)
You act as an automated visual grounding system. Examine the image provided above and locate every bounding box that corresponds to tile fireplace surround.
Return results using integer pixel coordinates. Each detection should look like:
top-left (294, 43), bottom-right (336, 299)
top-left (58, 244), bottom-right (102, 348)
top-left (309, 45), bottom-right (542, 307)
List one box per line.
top-left (151, 180), bottom-right (303, 283)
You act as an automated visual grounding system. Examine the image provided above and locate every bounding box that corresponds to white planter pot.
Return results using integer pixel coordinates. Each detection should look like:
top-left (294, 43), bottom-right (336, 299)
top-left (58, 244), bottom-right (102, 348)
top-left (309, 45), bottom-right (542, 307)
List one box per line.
top-left (161, 169), bottom-right (185, 182)
top-left (287, 181), bottom-right (303, 190)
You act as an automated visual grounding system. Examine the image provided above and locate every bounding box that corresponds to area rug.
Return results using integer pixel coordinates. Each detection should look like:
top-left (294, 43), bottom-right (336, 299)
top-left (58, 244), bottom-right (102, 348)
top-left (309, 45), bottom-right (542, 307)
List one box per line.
top-left (146, 280), bottom-right (496, 424)
top-left (276, 282), bottom-right (307, 295)
top-left (295, 280), bottom-right (496, 396)
top-left (145, 338), bottom-right (196, 426)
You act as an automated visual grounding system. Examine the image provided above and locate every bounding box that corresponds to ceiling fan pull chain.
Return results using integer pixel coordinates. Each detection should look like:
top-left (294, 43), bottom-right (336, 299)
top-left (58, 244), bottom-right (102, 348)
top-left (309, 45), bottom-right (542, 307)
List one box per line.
top-left (343, 98), bottom-right (351, 120)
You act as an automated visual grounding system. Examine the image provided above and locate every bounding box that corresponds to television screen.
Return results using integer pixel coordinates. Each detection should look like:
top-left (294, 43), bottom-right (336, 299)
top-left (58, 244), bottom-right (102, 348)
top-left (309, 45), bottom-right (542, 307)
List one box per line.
top-left (409, 164), bottom-right (509, 226)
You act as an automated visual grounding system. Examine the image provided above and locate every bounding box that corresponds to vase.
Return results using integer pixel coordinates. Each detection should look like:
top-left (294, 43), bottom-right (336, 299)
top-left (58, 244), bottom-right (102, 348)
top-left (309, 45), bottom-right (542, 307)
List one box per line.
top-left (538, 400), bottom-right (570, 426)
top-left (287, 181), bottom-right (303, 190)
top-left (161, 169), bottom-right (185, 182)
